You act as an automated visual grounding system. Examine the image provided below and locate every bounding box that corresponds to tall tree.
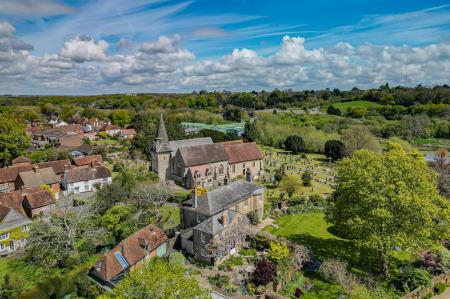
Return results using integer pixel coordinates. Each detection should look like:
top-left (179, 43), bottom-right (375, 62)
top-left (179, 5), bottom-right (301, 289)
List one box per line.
top-left (242, 121), bottom-right (259, 142)
top-left (111, 109), bottom-right (132, 128)
top-left (103, 258), bottom-right (209, 299)
top-left (327, 142), bottom-right (450, 277)
top-left (284, 135), bottom-right (305, 154)
top-left (324, 140), bottom-right (346, 160)
top-left (0, 118), bottom-right (31, 167)
top-left (280, 175), bottom-right (301, 199)
top-left (341, 125), bottom-right (381, 156)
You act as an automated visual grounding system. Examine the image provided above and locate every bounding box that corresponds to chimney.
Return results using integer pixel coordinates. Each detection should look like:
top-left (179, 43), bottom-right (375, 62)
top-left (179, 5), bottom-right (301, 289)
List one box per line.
top-left (120, 242), bottom-right (124, 254)
top-left (191, 189), bottom-right (198, 208)
top-left (221, 211), bottom-right (228, 227)
top-left (246, 168), bottom-right (253, 182)
top-left (138, 237), bottom-right (149, 252)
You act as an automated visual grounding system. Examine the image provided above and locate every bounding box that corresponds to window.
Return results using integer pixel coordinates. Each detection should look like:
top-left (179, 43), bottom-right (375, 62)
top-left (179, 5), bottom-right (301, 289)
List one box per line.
top-left (0, 233), bottom-right (9, 241)
top-left (102, 178), bottom-right (108, 183)
top-left (201, 248), bottom-right (207, 257)
top-left (74, 187), bottom-right (80, 193)
top-left (253, 161), bottom-right (256, 167)
top-left (21, 238), bottom-right (27, 246)
top-left (84, 181), bottom-right (89, 190)
top-left (22, 225), bottom-right (29, 232)
top-left (0, 243), bottom-right (5, 251)
top-left (200, 232), bottom-right (206, 243)
top-left (219, 164), bottom-right (224, 175)
top-left (232, 165), bottom-right (235, 173)
top-left (9, 241), bottom-right (14, 251)
top-left (196, 214), bottom-right (201, 224)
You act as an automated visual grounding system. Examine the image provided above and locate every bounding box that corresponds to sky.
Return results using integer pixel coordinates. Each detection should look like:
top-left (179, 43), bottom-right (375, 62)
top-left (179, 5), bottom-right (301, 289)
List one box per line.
top-left (1, 0), bottom-right (450, 95)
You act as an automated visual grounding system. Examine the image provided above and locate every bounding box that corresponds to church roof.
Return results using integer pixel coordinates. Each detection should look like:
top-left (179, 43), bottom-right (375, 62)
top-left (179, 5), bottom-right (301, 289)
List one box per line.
top-left (156, 115), bottom-right (169, 143)
top-left (168, 137), bottom-right (213, 157)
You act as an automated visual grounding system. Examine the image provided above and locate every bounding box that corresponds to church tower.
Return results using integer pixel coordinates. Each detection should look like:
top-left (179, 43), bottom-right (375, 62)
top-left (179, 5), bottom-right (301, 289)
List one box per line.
top-left (151, 115), bottom-right (172, 181)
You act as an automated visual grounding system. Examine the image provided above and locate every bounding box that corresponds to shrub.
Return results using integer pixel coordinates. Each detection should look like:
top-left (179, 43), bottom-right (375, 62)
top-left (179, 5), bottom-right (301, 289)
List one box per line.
top-left (393, 268), bottom-right (431, 292)
top-left (327, 106), bottom-right (342, 116)
top-left (220, 255), bottom-right (244, 271)
top-left (253, 257), bottom-right (277, 286)
top-left (319, 259), bottom-right (354, 292)
top-left (267, 241), bottom-right (289, 264)
top-left (247, 281), bottom-right (266, 295)
top-left (169, 252), bottom-right (185, 267)
top-left (284, 135), bottom-right (305, 154)
top-left (301, 171), bottom-right (312, 187)
top-left (208, 274), bottom-right (230, 288)
top-left (240, 248), bottom-right (257, 257)
top-left (309, 194), bottom-right (326, 207)
top-left (247, 210), bottom-right (260, 225)
top-left (434, 282), bottom-right (446, 295)
top-left (324, 140), bottom-right (346, 160)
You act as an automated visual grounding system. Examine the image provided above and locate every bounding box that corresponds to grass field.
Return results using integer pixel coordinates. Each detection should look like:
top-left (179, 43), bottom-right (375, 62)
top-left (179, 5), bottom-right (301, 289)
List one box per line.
top-left (324, 100), bottom-right (382, 112)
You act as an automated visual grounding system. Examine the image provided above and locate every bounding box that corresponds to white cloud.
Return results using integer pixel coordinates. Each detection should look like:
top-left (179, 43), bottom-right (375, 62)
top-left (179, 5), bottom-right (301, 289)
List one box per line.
top-left (139, 35), bottom-right (182, 54)
top-left (0, 21), bottom-right (15, 37)
top-left (59, 36), bottom-right (109, 62)
top-left (0, 0), bottom-right (73, 17)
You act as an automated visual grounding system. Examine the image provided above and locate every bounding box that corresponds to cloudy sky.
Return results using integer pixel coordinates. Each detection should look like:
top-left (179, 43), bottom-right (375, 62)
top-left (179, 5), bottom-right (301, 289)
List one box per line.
top-left (1, 0), bottom-right (450, 95)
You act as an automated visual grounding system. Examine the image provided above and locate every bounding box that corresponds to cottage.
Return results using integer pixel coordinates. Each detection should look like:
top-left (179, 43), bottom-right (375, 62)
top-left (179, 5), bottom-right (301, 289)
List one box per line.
top-left (102, 123), bottom-right (121, 137)
top-left (180, 178), bottom-right (265, 264)
top-left (88, 225), bottom-right (168, 289)
top-left (15, 167), bottom-right (61, 198)
top-left (59, 135), bottom-right (84, 149)
top-left (11, 156), bottom-right (32, 167)
top-left (0, 204), bottom-right (31, 255)
top-left (118, 128), bottom-right (136, 140)
top-left (222, 141), bottom-right (263, 179)
top-left (62, 164), bottom-right (112, 195)
top-left (22, 190), bottom-right (55, 218)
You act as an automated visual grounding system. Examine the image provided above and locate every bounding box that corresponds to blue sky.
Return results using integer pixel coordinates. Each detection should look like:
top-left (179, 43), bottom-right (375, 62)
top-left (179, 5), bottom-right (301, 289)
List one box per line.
top-left (0, 0), bottom-right (449, 94)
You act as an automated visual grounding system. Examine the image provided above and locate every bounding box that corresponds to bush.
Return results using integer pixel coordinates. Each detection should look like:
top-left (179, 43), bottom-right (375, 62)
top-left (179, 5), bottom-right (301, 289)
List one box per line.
top-left (240, 248), bottom-right (257, 257)
top-left (285, 135), bottom-right (305, 154)
top-left (319, 259), bottom-right (353, 292)
top-left (247, 281), bottom-right (266, 295)
top-left (267, 241), bottom-right (289, 264)
top-left (253, 257), bottom-right (276, 286)
top-left (393, 268), bottom-right (431, 292)
top-left (301, 171), bottom-right (312, 187)
top-left (309, 194), bottom-right (326, 207)
top-left (220, 255), bottom-right (244, 271)
top-left (247, 210), bottom-right (260, 225)
top-left (208, 274), bottom-right (230, 288)
top-left (169, 252), bottom-right (185, 267)
top-left (434, 282), bottom-right (446, 295)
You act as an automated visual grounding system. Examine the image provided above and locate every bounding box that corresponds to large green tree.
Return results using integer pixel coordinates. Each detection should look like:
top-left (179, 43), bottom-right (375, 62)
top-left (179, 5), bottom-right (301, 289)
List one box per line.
top-left (103, 258), bottom-right (209, 299)
top-left (111, 109), bottom-right (132, 128)
top-left (0, 118), bottom-right (31, 167)
top-left (327, 142), bottom-right (450, 277)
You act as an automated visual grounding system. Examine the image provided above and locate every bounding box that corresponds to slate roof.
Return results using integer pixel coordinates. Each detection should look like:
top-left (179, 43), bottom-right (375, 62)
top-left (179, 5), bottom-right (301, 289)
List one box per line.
top-left (178, 143), bottom-right (227, 167)
top-left (194, 209), bottom-right (241, 235)
top-left (91, 224), bottom-right (167, 282)
top-left (64, 165), bottom-right (111, 183)
top-left (25, 190), bottom-right (54, 209)
top-left (73, 155), bottom-right (103, 167)
top-left (0, 205), bottom-right (31, 232)
top-left (187, 180), bottom-right (265, 216)
top-left (168, 137), bottom-right (213, 157)
top-left (19, 168), bottom-right (59, 188)
top-left (223, 142), bottom-right (263, 164)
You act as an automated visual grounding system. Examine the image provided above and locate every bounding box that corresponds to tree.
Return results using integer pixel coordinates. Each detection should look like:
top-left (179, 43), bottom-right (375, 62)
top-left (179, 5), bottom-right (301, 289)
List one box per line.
top-left (0, 118), bottom-right (31, 167)
top-left (341, 125), bottom-right (381, 155)
top-left (401, 115), bottom-right (430, 138)
top-left (327, 105), bottom-right (341, 115)
top-left (284, 135), bottom-right (305, 154)
top-left (301, 171), bottom-right (312, 187)
top-left (111, 109), bottom-right (131, 128)
top-left (242, 121), bottom-right (259, 142)
top-left (274, 165), bottom-right (285, 187)
top-left (0, 274), bottom-right (24, 299)
top-left (252, 257), bottom-right (276, 286)
top-left (324, 140), bottom-right (346, 160)
top-left (101, 205), bottom-right (135, 242)
top-left (267, 241), bottom-right (289, 264)
top-left (26, 203), bottom-right (107, 268)
top-left (103, 258), bottom-right (209, 299)
top-left (280, 175), bottom-right (301, 199)
top-left (327, 142), bottom-right (450, 277)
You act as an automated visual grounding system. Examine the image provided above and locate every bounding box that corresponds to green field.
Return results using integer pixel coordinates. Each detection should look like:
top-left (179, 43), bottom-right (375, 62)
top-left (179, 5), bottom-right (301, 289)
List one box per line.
top-left (324, 100), bottom-right (382, 112)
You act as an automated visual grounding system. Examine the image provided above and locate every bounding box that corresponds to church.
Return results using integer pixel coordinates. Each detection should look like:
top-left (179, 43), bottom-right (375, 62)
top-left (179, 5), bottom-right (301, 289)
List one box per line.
top-left (151, 115), bottom-right (263, 189)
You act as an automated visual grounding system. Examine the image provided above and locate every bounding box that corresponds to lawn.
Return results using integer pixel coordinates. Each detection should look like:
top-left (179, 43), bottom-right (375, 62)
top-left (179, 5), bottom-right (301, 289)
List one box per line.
top-left (0, 258), bottom-right (47, 289)
top-left (324, 100), bottom-right (382, 112)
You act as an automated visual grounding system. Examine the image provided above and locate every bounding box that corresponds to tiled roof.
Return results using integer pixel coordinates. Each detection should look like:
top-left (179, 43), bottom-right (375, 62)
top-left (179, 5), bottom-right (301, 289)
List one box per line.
top-left (73, 155), bottom-right (103, 167)
top-left (223, 142), bottom-right (262, 164)
top-left (25, 190), bottom-right (54, 209)
top-left (187, 180), bottom-right (264, 216)
top-left (178, 143), bottom-right (227, 167)
top-left (56, 124), bottom-right (83, 133)
top-left (11, 156), bottom-right (31, 164)
top-left (64, 165), bottom-right (111, 183)
top-left (120, 129), bottom-right (136, 135)
top-left (59, 135), bottom-right (83, 148)
top-left (19, 168), bottom-right (59, 188)
top-left (36, 160), bottom-right (73, 175)
top-left (92, 225), bottom-right (167, 282)
top-left (0, 165), bottom-right (32, 183)
top-left (0, 191), bottom-right (26, 215)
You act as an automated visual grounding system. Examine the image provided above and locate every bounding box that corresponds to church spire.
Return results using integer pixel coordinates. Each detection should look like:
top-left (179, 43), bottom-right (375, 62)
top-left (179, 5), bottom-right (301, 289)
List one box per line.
top-left (156, 114), bottom-right (169, 143)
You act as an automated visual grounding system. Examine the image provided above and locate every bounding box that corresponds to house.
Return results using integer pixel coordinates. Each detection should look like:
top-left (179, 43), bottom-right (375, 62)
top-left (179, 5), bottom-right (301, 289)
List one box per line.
top-left (11, 156), bottom-right (32, 168)
top-left (180, 177), bottom-right (265, 265)
top-left (15, 167), bottom-right (60, 198)
top-left (22, 190), bottom-right (55, 218)
top-left (59, 135), bottom-right (84, 149)
top-left (0, 191), bottom-right (27, 215)
top-left (0, 166), bottom-right (31, 193)
top-left (88, 225), bottom-right (168, 288)
top-left (102, 123), bottom-right (121, 137)
top-left (0, 204), bottom-right (31, 255)
top-left (73, 155), bottom-right (103, 167)
top-left (222, 141), bottom-right (263, 180)
top-left (118, 128), bottom-right (136, 140)
top-left (54, 124), bottom-right (83, 135)
top-left (62, 164), bottom-right (112, 195)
